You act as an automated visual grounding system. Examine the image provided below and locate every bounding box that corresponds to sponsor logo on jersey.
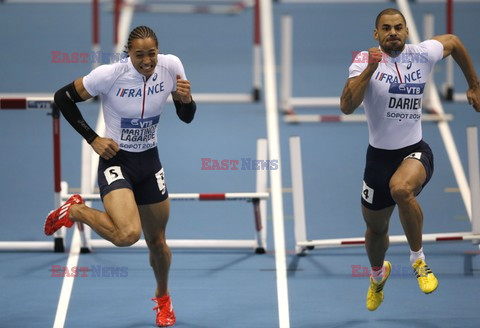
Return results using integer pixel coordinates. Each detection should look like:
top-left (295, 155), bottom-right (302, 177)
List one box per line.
top-left (121, 116), bottom-right (159, 129)
top-left (120, 116), bottom-right (160, 143)
top-left (374, 69), bottom-right (422, 84)
top-left (115, 82), bottom-right (165, 98)
top-left (388, 83), bottom-right (425, 95)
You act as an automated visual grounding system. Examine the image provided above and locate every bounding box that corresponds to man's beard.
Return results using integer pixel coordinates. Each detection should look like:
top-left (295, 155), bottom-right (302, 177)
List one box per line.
top-left (382, 39), bottom-right (404, 54)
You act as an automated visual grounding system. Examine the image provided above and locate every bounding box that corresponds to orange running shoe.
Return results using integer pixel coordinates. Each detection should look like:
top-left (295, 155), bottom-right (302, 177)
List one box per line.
top-left (152, 294), bottom-right (176, 327)
top-left (44, 194), bottom-right (83, 236)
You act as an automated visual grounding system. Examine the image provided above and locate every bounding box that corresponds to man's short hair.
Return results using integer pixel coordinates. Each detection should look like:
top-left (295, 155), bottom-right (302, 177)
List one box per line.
top-left (375, 8), bottom-right (407, 28)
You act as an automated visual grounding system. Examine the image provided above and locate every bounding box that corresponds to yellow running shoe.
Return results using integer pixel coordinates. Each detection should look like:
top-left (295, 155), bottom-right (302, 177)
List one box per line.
top-left (366, 261), bottom-right (391, 311)
top-left (412, 259), bottom-right (438, 294)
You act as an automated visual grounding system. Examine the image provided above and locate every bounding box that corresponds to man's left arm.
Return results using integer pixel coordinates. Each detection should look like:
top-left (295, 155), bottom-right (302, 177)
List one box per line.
top-left (432, 34), bottom-right (480, 111)
top-left (172, 74), bottom-right (196, 123)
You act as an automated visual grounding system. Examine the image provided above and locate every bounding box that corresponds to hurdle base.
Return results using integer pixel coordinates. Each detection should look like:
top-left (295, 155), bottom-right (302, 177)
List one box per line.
top-left (255, 247), bottom-right (266, 254)
top-left (464, 250), bottom-right (480, 276)
top-left (295, 244), bottom-right (314, 257)
top-left (253, 88), bottom-right (261, 102)
top-left (54, 237), bottom-right (65, 253)
top-left (443, 86), bottom-right (454, 101)
top-left (295, 249), bottom-right (308, 257)
top-left (80, 247), bottom-right (92, 254)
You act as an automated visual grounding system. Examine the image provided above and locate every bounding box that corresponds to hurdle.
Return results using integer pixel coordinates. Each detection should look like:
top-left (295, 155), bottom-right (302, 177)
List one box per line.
top-left (63, 183), bottom-right (269, 253)
top-left (107, 0), bottom-right (261, 106)
top-left (66, 1), bottom-right (268, 252)
top-left (280, 13), bottom-right (456, 124)
top-left (109, 0), bottom-right (261, 103)
top-left (6, 0), bottom-right (261, 104)
top-left (0, 96), bottom-right (66, 252)
top-left (0, 94), bottom-right (270, 253)
top-left (279, 14), bottom-right (352, 116)
top-left (290, 127), bottom-right (480, 255)
top-left (421, 4), bottom-right (469, 103)
top-left (66, 138), bottom-right (269, 253)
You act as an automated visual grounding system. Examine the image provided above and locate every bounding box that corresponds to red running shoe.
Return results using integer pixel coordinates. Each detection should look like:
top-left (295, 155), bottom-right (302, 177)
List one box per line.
top-left (152, 294), bottom-right (176, 327)
top-left (44, 194), bottom-right (83, 236)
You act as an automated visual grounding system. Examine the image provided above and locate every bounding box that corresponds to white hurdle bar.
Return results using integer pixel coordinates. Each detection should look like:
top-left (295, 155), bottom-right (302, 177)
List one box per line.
top-left (422, 13), bottom-right (434, 111)
top-left (297, 232), bottom-right (480, 249)
top-left (67, 138), bottom-right (269, 253)
top-left (290, 128), bottom-right (480, 255)
top-left (468, 126), bottom-right (480, 237)
top-left (120, 0), bottom-right (253, 15)
top-left (0, 93), bottom-right (256, 105)
top-left (289, 136), bottom-right (307, 255)
top-left (0, 241), bottom-right (59, 251)
top-left (284, 113), bottom-right (453, 124)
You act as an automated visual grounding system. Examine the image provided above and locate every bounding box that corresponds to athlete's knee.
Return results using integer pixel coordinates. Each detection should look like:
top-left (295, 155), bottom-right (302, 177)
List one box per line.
top-left (113, 228), bottom-right (141, 247)
top-left (362, 205), bottom-right (392, 235)
top-left (390, 182), bottom-right (415, 205)
top-left (146, 235), bottom-right (169, 254)
top-left (365, 222), bottom-right (388, 237)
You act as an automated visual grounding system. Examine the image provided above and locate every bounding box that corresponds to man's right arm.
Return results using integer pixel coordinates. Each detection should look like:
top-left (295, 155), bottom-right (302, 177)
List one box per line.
top-left (54, 78), bottom-right (97, 143)
top-left (340, 48), bottom-right (382, 114)
top-left (73, 78), bottom-right (93, 101)
top-left (54, 77), bottom-right (119, 159)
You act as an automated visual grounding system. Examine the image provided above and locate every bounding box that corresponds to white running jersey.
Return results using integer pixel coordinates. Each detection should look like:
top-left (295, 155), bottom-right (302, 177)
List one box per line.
top-left (348, 40), bottom-right (443, 150)
top-left (83, 54), bottom-right (186, 152)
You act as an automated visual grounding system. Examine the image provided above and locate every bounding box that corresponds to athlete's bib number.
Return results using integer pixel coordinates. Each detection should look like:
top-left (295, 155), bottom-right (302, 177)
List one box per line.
top-left (155, 168), bottom-right (166, 195)
top-left (362, 180), bottom-right (374, 204)
top-left (104, 166), bottom-right (124, 185)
